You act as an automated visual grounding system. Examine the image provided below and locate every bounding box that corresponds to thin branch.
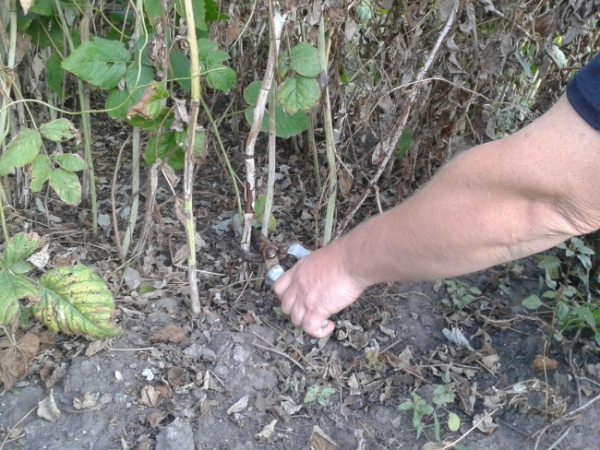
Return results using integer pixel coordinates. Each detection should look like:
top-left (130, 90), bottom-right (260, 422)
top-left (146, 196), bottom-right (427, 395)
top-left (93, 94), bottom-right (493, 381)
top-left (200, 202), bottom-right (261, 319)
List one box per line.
top-left (333, 0), bottom-right (459, 239)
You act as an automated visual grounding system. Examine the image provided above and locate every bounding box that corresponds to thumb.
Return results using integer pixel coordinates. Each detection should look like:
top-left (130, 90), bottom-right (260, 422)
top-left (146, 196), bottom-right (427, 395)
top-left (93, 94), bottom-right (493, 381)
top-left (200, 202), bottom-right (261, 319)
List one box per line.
top-left (305, 317), bottom-right (335, 338)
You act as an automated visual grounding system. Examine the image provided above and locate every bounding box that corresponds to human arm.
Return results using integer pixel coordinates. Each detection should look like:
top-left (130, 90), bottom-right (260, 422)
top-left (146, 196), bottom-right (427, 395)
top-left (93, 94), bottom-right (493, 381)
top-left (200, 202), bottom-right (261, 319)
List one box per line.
top-left (274, 94), bottom-right (600, 337)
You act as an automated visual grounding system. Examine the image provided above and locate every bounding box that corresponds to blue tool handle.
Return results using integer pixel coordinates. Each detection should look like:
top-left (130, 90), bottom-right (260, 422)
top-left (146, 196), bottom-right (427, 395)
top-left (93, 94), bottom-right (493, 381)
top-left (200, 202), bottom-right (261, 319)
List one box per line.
top-left (267, 243), bottom-right (311, 283)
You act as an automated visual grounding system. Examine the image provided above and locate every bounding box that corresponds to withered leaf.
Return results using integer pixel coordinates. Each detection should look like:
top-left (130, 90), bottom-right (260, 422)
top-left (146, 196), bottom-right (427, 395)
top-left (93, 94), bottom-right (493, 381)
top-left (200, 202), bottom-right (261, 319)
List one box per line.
top-left (255, 419), bottom-right (277, 441)
top-left (140, 385), bottom-right (161, 407)
top-left (307, 425), bottom-right (338, 450)
top-left (531, 355), bottom-right (558, 372)
top-left (167, 367), bottom-right (187, 387)
top-left (148, 324), bottom-right (186, 343)
top-left (147, 410), bottom-right (167, 428)
top-left (0, 333), bottom-right (40, 389)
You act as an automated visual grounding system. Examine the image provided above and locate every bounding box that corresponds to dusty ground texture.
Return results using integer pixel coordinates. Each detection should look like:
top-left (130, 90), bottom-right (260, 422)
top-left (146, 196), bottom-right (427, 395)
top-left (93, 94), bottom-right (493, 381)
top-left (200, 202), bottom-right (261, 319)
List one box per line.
top-left (1, 132), bottom-right (600, 450)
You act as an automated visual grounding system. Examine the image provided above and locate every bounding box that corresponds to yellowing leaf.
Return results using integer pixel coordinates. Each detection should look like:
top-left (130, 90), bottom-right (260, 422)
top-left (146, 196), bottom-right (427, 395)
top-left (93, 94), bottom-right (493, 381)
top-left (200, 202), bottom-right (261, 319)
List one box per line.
top-left (31, 265), bottom-right (120, 338)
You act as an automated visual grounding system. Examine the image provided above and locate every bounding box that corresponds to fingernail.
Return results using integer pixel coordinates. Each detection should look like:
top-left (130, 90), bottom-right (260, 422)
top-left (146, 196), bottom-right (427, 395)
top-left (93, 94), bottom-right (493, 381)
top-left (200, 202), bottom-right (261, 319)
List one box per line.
top-left (320, 320), bottom-right (329, 328)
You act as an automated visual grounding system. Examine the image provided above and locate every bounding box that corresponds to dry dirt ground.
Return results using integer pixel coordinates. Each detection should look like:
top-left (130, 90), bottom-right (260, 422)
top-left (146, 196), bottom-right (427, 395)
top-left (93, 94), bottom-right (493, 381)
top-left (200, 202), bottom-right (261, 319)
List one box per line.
top-left (1, 132), bottom-right (600, 450)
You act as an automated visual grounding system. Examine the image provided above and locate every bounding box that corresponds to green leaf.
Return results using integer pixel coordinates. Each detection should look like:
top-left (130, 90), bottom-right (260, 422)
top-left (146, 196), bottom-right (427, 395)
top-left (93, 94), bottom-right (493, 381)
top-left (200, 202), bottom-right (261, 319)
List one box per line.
top-left (106, 88), bottom-right (133, 120)
top-left (31, 265), bottom-right (121, 337)
top-left (276, 76), bottom-right (320, 115)
top-left (205, 0), bottom-right (227, 22)
top-left (49, 168), bottom-right (81, 205)
top-left (396, 129), bottom-right (413, 158)
top-left (144, 132), bottom-right (185, 170)
top-left (1, 233), bottom-right (40, 270)
top-left (399, 401), bottom-right (414, 411)
top-left (207, 66), bottom-right (236, 93)
top-left (30, 154), bottom-right (52, 192)
top-left (46, 51), bottom-right (64, 98)
top-left (170, 51), bottom-right (191, 92)
top-left (61, 39), bottom-right (131, 90)
top-left (175, 0), bottom-right (207, 31)
top-left (244, 81), bottom-right (309, 138)
top-left (144, 0), bottom-right (163, 20)
top-left (126, 63), bottom-right (155, 103)
top-left (40, 118), bottom-right (75, 142)
top-left (538, 255), bottom-right (561, 271)
top-left (304, 386), bottom-right (319, 403)
top-left (244, 105), bottom-right (308, 139)
top-left (0, 271), bottom-right (37, 328)
top-left (206, 49), bottom-right (230, 67)
top-left (556, 302), bottom-right (569, 320)
top-left (0, 129), bottom-right (42, 176)
top-left (54, 154), bottom-right (86, 172)
top-left (317, 387), bottom-right (336, 406)
top-left (522, 294), bottom-right (542, 310)
top-left (290, 42), bottom-right (320, 77)
top-left (26, 17), bottom-right (64, 49)
top-left (126, 82), bottom-right (170, 121)
top-left (434, 412), bottom-right (441, 442)
top-left (198, 38), bottom-right (217, 58)
top-left (448, 412), bottom-right (461, 431)
top-left (30, 0), bottom-right (54, 16)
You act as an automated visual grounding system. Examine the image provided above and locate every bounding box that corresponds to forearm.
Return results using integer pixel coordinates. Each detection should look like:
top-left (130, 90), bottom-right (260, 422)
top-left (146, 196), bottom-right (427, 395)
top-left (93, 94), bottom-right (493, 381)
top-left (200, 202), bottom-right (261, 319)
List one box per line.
top-left (337, 95), bottom-right (600, 288)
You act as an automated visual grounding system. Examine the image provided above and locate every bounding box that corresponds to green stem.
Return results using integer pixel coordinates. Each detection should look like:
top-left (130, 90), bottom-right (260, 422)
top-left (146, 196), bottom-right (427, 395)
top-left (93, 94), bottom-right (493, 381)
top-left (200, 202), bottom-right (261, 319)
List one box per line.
top-left (0, 183), bottom-right (9, 243)
top-left (319, 17), bottom-right (336, 245)
top-left (53, 0), bottom-right (98, 238)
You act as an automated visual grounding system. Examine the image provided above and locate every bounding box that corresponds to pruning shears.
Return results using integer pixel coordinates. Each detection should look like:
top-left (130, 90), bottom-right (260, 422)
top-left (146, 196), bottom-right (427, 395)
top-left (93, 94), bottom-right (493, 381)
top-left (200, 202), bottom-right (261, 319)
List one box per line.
top-left (235, 229), bottom-right (311, 282)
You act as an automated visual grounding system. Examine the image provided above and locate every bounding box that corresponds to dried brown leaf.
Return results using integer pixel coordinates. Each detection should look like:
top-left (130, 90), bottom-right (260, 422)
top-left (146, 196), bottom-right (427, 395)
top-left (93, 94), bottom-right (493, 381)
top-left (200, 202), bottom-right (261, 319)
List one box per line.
top-left (73, 392), bottom-right (100, 410)
top-left (531, 355), bottom-right (558, 372)
top-left (167, 367), bottom-right (187, 387)
top-left (147, 410), bottom-right (167, 428)
top-left (307, 425), bottom-right (338, 450)
top-left (140, 385), bottom-right (161, 407)
top-left (127, 84), bottom-right (158, 120)
top-left (0, 333), bottom-right (40, 389)
top-left (37, 390), bottom-right (61, 422)
top-left (255, 419), bottom-right (277, 441)
top-left (148, 324), bottom-right (186, 343)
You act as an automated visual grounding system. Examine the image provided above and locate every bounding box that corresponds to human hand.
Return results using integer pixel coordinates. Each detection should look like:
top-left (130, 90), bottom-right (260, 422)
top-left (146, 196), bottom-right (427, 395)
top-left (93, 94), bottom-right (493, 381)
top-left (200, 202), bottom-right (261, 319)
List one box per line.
top-left (273, 242), bottom-right (366, 337)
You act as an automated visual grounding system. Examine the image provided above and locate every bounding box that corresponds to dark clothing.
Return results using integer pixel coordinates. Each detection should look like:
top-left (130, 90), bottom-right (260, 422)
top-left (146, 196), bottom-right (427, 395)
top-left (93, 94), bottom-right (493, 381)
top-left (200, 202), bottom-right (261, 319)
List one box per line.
top-left (567, 53), bottom-right (600, 131)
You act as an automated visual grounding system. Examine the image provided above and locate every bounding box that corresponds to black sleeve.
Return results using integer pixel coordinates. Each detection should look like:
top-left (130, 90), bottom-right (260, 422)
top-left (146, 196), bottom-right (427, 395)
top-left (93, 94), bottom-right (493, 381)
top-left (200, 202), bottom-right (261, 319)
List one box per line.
top-left (566, 53), bottom-right (600, 131)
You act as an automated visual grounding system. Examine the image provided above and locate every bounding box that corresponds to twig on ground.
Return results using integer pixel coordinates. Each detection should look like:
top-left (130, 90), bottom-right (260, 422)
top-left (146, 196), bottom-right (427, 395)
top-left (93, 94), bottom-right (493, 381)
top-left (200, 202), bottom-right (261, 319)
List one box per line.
top-left (251, 340), bottom-right (306, 373)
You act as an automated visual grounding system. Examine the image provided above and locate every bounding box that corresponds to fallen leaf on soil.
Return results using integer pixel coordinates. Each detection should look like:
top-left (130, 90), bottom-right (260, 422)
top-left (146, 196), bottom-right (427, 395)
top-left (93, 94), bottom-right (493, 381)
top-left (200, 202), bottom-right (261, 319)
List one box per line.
top-left (0, 333), bottom-right (40, 389)
top-left (307, 425), bottom-right (338, 450)
top-left (227, 395), bottom-right (249, 415)
top-left (140, 385), bottom-right (161, 407)
top-left (149, 324), bottom-right (186, 343)
top-left (255, 419), bottom-right (277, 441)
top-left (168, 367), bottom-right (187, 387)
top-left (37, 389), bottom-right (61, 422)
top-left (154, 384), bottom-right (172, 399)
top-left (473, 410), bottom-right (498, 435)
top-left (73, 392), bottom-right (100, 410)
top-left (531, 355), bottom-right (558, 372)
top-left (85, 339), bottom-right (107, 356)
top-left (147, 410), bottom-right (167, 428)
top-left (481, 354), bottom-right (500, 373)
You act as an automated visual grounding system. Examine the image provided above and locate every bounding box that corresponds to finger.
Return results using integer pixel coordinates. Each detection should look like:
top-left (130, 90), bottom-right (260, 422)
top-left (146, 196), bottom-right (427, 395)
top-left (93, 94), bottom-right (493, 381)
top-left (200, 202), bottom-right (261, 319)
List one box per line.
top-left (273, 269), bottom-right (291, 298)
top-left (304, 317), bottom-right (335, 338)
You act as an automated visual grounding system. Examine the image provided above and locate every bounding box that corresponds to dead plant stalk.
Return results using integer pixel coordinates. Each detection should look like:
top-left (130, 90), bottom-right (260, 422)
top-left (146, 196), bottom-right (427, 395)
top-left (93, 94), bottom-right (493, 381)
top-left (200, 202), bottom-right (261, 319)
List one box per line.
top-left (182, 0), bottom-right (202, 314)
top-left (242, 8), bottom-right (288, 250)
top-left (333, 0), bottom-right (459, 239)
